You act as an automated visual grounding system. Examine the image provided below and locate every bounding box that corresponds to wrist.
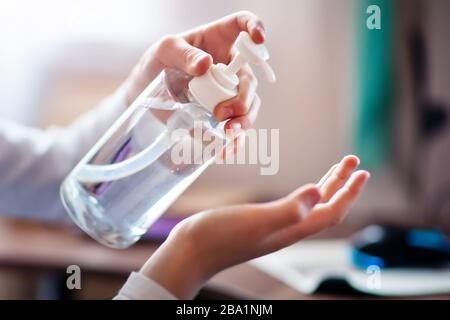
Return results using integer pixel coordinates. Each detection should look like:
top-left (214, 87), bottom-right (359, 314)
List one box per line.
top-left (139, 237), bottom-right (209, 299)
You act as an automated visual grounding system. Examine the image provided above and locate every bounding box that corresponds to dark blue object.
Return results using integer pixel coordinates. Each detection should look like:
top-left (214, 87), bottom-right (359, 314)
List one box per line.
top-left (350, 225), bottom-right (450, 270)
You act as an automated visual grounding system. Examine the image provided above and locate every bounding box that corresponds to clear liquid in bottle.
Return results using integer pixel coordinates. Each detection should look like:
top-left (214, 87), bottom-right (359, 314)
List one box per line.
top-left (61, 32), bottom-right (275, 248)
top-left (61, 69), bottom-right (228, 248)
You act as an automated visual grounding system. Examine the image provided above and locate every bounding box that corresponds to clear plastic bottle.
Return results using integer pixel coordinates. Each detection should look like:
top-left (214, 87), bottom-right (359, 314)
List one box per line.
top-left (60, 32), bottom-right (275, 248)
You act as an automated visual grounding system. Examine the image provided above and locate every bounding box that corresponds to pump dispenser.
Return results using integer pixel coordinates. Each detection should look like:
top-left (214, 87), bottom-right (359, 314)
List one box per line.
top-left (189, 32), bottom-right (276, 112)
top-left (60, 32), bottom-right (276, 248)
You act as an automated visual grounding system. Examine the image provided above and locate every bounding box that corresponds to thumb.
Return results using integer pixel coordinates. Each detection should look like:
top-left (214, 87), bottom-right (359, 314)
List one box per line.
top-left (257, 184), bottom-right (321, 233)
top-left (285, 184), bottom-right (322, 221)
top-left (156, 36), bottom-right (213, 76)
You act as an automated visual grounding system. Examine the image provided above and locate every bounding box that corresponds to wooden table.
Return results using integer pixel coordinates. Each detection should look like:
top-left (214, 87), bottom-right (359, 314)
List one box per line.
top-left (0, 217), bottom-right (448, 300)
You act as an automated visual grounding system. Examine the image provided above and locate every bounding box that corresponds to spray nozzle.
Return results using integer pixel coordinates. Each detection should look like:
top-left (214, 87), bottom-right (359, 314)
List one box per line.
top-left (188, 31), bottom-right (276, 112)
top-left (228, 32), bottom-right (276, 83)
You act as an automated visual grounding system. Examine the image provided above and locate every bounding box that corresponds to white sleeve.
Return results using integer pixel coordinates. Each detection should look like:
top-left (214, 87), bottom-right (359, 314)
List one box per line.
top-left (0, 86), bottom-right (128, 223)
top-left (114, 272), bottom-right (178, 300)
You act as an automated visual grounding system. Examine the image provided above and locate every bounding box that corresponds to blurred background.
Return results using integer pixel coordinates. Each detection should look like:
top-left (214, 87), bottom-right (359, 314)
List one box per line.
top-left (0, 0), bottom-right (449, 299)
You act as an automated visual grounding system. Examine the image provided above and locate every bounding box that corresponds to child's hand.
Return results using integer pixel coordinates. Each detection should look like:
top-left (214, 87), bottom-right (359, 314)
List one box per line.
top-left (124, 11), bottom-right (264, 132)
top-left (139, 155), bottom-right (370, 299)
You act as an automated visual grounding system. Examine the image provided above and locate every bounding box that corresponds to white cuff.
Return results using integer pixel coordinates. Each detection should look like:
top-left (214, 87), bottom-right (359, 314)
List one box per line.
top-left (114, 272), bottom-right (178, 300)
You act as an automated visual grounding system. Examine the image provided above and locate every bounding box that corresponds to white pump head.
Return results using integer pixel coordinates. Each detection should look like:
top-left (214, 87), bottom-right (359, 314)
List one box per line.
top-left (188, 32), bottom-right (276, 113)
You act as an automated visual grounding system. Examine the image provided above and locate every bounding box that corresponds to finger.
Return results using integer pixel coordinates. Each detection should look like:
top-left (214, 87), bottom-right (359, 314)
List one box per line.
top-left (214, 11), bottom-right (266, 44)
top-left (155, 36), bottom-right (213, 76)
top-left (319, 155), bottom-right (360, 203)
top-left (224, 131), bottom-right (247, 160)
top-left (299, 170), bottom-right (370, 233)
top-left (224, 95), bottom-right (261, 132)
top-left (316, 164), bottom-right (338, 188)
top-left (219, 131), bottom-right (243, 161)
top-left (221, 93), bottom-right (259, 159)
top-left (214, 66), bottom-right (258, 121)
top-left (323, 170), bottom-right (370, 218)
top-left (264, 171), bottom-right (370, 249)
top-left (235, 133), bottom-right (246, 155)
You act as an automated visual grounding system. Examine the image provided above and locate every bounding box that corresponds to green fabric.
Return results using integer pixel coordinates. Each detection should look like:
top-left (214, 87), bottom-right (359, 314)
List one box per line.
top-left (353, 0), bottom-right (395, 169)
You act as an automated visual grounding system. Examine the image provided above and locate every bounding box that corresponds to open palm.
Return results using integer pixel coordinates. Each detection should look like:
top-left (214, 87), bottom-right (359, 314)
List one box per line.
top-left (142, 155), bottom-right (370, 299)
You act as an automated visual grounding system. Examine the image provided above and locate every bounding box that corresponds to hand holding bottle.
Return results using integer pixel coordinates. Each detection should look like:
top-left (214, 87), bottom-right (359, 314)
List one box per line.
top-left (139, 155), bottom-right (370, 299)
top-left (61, 12), bottom-right (273, 248)
top-left (124, 11), bottom-right (265, 132)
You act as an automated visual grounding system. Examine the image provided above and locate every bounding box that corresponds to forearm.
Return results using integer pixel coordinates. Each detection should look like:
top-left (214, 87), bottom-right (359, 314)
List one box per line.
top-left (0, 85), bottom-right (128, 222)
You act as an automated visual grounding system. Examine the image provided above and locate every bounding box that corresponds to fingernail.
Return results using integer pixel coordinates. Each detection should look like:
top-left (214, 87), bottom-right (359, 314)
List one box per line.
top-left (192, 53), bottom-right (207, 66)
top-left (238, 132), bottom-right (246, 147)
top-left (225, 123), bottom-right (241, 138)
top-left (218, 107), bottom-right (233, 120)
top-left (231, 123), bottom-right (242, 135)
top-left (256, 25), bottom-right (266, 41)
